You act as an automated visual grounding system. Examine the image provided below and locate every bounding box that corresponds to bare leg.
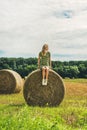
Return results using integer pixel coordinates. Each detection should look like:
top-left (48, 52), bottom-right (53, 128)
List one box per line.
top-left (42, 67), bottom-right (46, 79)
top-left (45, 67), bottom-right (49, 80)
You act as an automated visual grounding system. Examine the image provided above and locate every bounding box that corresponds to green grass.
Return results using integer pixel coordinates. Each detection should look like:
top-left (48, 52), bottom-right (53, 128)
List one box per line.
top-left (0, 79), bottom-right (87, 130)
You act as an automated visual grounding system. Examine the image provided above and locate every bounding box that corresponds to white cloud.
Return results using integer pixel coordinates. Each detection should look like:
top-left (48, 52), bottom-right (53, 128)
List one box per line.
top-left (0, 0), bottom-right (87, 60)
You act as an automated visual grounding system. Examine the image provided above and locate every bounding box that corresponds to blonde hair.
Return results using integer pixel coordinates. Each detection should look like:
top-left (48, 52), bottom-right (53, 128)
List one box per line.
top-left (42, 44), bottom-right (49, 55)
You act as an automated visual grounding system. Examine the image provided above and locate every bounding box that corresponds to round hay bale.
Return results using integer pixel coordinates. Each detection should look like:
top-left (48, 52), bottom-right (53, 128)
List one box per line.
top-left (0, 69), bottom-right (23, 94)
top-left (23, 69), bottom-right (65, 107)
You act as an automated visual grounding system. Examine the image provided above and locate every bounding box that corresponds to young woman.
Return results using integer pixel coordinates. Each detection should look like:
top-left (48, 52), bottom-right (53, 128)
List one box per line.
top-left (38, 44), bottom-right (52, 85)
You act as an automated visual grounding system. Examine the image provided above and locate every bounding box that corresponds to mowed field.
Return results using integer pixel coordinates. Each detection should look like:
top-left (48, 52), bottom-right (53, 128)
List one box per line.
top-left (0, 79), bottom-right (87, 130)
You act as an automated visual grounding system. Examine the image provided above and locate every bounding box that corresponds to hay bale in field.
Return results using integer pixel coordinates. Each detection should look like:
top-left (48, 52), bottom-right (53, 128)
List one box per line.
top-left (23, 69), bottom-right (65, 107)
top-left (0, 69), bottom-right (23, 94)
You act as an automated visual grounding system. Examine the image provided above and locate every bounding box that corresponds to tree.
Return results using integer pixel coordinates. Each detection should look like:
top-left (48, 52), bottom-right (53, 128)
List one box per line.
top-left (69, 66), bottom-right (80, 78)
top-left (78, 64), bottom-right (87, 78)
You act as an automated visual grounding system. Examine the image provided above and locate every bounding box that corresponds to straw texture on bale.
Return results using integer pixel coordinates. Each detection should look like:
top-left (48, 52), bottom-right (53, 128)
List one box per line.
top-left (0, 69), bottom-right (23, 94)
top-left (23, 69), bottom-right (65, 106)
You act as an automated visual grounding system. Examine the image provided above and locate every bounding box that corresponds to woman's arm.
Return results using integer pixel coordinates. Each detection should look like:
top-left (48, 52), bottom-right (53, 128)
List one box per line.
top-left (49, 52), bottom-right (52, 69)
top-left (49, 57), bottom-right (52, 69)
top-left (38, 54), bottom-right (40, 68)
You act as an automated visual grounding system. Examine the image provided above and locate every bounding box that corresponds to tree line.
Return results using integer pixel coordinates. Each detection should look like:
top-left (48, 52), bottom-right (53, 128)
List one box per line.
top-left (0, 57), bottom-right (87, 78)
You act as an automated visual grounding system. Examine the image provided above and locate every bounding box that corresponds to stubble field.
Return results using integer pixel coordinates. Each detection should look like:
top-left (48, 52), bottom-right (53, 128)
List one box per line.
top-left (0, 79), bottom-right (87, 130)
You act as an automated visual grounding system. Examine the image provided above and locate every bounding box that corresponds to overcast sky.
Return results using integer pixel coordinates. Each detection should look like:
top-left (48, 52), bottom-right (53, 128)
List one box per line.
top-left (0, 0), bottom-right (87, 61)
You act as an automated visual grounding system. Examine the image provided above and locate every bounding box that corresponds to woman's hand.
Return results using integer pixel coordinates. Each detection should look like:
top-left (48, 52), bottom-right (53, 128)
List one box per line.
top-left (49, 66), bottom-right (52, 69)
top-left (38, 64), bottom-right (40, 69)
